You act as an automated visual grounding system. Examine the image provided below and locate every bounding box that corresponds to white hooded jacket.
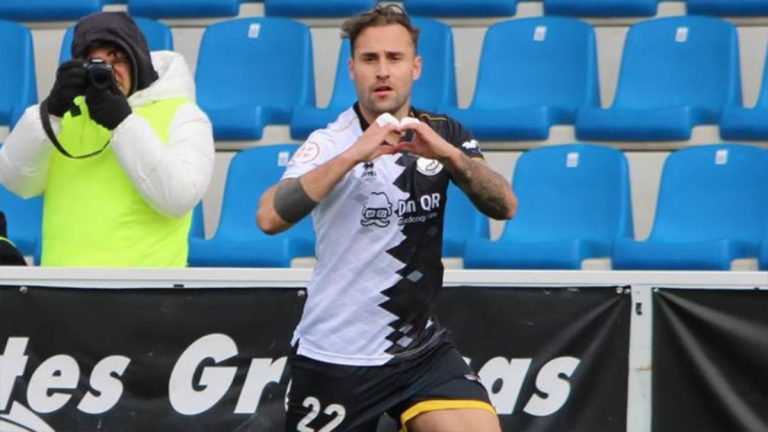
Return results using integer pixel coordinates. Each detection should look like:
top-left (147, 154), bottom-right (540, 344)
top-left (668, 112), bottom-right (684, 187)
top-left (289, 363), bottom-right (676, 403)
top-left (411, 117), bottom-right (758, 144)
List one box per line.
top-left (0, 51), bottom-right (214, 218)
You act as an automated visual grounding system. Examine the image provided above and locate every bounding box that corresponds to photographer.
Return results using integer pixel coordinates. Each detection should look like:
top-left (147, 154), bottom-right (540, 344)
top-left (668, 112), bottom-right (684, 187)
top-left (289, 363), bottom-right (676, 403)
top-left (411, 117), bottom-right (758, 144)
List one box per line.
top-left (0, 12), bottom-right (214, 267)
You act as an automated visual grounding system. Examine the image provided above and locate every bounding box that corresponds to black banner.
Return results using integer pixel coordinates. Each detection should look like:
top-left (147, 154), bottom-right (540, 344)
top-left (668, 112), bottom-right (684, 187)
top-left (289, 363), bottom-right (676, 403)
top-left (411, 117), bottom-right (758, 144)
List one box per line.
top-left (438, 286), bottom-right (631, 432)
top-left (653, 288), bottom-right (768, 432)
top-left (0, 285), bottom-right (630, 431)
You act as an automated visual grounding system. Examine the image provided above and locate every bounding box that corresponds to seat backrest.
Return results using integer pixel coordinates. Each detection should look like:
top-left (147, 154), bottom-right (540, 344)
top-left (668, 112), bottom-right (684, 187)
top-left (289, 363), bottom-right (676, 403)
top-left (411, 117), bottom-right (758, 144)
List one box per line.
top-left (648, 144), bottom-right (768, 242)
top-left (0, 0), bottom-right (102, 21)
top-left (499, 144), bottom-right (633, 243)
top-left (59, 16), bottom-right (174, 64)
top-left (543, 0), bottom-right (659, 17)
top-left (214, 144), bottom-right (314, 243)
top-left (195, 17), bottom-right (315, 113)
top-left (0, 20), bottom-right (37, 127)
top-left (612, 16), bottom-right (741, 111)
top-left (0, 185), bottom-right (43, 256)
top-left (443, 181), bottom-right (489, 254)
top-left (127, 0), bottom-right (240, 19)
top-left (327, 17), bottom-right (457, 111)
top-left (403, 0), bottom-right (518, 17)
top-left (264, 0), bottom-right (374, 17)
top-left (469, 16), bottom-right (599, 115)
top-left (686, 0), bottom-right (768, 16)
top-left (190, 202), bottom-right (205, 240)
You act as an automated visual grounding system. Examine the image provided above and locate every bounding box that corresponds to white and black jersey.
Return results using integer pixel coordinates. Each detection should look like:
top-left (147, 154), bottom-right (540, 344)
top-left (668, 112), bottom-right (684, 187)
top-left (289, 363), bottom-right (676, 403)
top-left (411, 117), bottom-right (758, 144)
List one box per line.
top-left (283, 104), bottom-right (483, 366)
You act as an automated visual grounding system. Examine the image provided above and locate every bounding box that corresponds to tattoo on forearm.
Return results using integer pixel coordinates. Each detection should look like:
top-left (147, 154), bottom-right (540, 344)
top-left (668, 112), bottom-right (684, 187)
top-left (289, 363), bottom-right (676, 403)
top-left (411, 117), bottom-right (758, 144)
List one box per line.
top-left (450, 156), bottom-right (512, 219)
top-left (274, 178), bottom-right (318, 223)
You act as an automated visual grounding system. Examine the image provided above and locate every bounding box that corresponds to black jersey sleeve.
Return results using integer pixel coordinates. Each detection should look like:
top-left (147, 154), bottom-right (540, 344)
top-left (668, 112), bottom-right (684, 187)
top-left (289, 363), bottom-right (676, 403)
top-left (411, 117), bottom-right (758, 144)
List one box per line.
top-left (415, 109), bottom-right (484, 160)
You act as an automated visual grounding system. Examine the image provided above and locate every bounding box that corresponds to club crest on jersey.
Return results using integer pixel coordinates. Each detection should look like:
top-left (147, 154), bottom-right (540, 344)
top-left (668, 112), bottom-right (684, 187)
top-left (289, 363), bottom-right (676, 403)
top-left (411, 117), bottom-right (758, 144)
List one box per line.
top-left (361, 192), bottom-right (393, 227)
top-left (416, 157), bottom-right (443, 176)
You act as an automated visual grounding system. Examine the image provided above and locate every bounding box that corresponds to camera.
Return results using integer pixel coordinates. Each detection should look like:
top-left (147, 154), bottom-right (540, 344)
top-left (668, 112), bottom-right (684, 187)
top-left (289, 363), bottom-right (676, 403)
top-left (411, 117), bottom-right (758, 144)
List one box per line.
top-left (84, 58), bottom-right (115, 91)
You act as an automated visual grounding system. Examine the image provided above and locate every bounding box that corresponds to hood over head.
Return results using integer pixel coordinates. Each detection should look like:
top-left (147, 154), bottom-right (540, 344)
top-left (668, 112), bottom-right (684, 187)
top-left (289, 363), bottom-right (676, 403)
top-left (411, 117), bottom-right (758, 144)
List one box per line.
top-left (71, 12), bottom-right (158, 94)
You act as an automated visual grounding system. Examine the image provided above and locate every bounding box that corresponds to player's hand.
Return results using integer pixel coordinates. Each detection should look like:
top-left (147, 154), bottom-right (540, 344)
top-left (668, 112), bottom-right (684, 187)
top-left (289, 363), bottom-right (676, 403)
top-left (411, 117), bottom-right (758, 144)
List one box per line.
top-left (395, 120), bottom-right (458, 161)
top-left (349, 120), bottom-right (400, 163)
top-left (45, 60), bottom-right (88, 117)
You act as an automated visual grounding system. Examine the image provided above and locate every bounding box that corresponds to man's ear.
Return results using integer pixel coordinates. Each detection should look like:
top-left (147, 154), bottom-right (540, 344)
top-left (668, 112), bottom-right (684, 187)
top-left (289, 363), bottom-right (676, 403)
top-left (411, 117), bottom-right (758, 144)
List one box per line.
top-left (412, 55), bottom-right (423, 81)
top-left (348, 56), bottom-right (355, 81)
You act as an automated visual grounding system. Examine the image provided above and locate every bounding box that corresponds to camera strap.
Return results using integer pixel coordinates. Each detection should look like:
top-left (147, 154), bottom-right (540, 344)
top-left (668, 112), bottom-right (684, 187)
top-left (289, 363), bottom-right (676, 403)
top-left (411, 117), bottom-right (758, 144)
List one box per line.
top-left (39, 99), bottom-right (110, 159)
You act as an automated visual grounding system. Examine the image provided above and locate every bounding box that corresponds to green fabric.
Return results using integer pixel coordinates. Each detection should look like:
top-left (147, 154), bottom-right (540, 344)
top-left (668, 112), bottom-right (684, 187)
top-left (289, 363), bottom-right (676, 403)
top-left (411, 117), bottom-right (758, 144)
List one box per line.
top-left (42, 96), bottom-right (191, 267)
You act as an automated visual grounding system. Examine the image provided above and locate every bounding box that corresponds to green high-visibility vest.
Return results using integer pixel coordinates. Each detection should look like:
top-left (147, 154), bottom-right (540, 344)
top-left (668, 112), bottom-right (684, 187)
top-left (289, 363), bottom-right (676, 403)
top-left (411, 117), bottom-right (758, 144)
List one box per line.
top-left (42, 96), bottom-right (191, 267)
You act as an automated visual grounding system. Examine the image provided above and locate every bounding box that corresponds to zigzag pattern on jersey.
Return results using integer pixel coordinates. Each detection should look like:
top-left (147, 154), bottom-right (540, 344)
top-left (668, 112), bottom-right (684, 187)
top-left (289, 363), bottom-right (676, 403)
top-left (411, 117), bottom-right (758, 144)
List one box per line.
top-left (379, 153), bottom-right (445, 355)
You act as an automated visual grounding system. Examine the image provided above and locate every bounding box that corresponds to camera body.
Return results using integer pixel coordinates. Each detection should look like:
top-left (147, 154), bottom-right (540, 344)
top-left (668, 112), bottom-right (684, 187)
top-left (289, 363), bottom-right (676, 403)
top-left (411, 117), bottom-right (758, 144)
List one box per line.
top-left (84, 58), bottom-right (115, 91)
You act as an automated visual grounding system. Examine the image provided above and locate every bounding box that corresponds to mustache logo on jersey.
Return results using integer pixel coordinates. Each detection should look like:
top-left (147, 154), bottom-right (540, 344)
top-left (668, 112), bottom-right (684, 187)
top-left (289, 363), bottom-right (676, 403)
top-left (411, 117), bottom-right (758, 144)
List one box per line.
top-left (361, 192), bottom-right (393, 227)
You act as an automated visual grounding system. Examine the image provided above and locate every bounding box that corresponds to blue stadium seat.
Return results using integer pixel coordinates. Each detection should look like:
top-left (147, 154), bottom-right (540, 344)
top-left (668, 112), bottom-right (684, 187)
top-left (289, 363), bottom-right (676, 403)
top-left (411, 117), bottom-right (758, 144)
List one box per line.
top-left (759, 230), bottom-right (768, 270)
top-left (403, 0), bottom-right (518, 17)
top-left (719, 43), bottom-right (768, 140)
top-left (196, 17), bottom-right (315, 141)
top-left (0, 184), bottom-right (43, 258)
top-left (59, 16), bottom-right (173, 63)
top-left (188, 144), bottom-right (315, 267)
top-left (443, 182), bottom-right (489, 258)
top-left (445, 17), bottom-right (599, 141)
top-left (687, 0), bottom-right (768, 16)
top-left (127, 0), bottom-right (239, 18)
top-left (576, 16), bottom-right (741, 141)
top-left (290, 17), bottom-right (457, 139)
top-left (613, 145), bottom-right (768, 270)
top-left (463, 144), bottom-right (633, 269)
top-left (0, 21), bottom-right (36, 129)
top-left (190, 202), bottom-right (205, 241)
top-left (544, 0), bottom-right (659, 17)
top-left (0, 0), bottom-right (103, 21)
top-left (264, 0), bottom-right (374, 17)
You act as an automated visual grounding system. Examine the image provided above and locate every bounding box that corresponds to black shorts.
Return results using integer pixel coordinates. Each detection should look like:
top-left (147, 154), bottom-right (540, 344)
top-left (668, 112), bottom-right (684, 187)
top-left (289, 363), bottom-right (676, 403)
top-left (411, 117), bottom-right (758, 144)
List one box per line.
top-left (284, 339), bottom-right (495, 432)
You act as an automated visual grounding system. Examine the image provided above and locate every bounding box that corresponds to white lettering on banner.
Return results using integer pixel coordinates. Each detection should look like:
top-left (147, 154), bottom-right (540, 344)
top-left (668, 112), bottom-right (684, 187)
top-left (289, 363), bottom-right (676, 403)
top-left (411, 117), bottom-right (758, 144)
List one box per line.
top-left (27, 355), bottom-right (80, 413)
top-left (235, 357), bottom-right (287, 413)
top-left (523, 357), bottom-right (580, 416)
top-left (78, 356), bottom-right (131, 414)
top-left (0, 337), bottom-right (29, 411)
top-left (476, 356), bottom-right (581, 415)
top-left (169, 333), bottom-right (239, 415)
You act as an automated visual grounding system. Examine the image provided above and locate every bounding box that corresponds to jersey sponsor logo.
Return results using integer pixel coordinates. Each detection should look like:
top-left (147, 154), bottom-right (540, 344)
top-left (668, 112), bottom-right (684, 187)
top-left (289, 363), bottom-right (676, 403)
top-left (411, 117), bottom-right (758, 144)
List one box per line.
top-left (416, 157), bottom-right (443, 176)
top-left (292, 141), bottom-right (320, 164)
top-left (360, 192), bottom-right (393, 227)
top-left (461, 139), bottom-right (479, 151)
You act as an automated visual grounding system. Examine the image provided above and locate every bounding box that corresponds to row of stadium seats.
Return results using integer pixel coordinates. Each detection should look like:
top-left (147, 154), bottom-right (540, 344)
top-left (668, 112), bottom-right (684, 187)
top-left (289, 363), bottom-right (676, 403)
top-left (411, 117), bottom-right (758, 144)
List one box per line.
top-left (5, 143), bottom-right (768, 270)
top-left (1, 0), bottom-right (767, 20)
top-left (3, 15), bottom-right (768, 144)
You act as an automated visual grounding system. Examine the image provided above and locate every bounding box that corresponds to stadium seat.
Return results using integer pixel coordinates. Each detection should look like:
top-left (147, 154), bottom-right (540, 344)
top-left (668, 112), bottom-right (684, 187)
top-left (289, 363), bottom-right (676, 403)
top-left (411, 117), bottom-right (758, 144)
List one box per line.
top-left (403, 0), bottom-right (518, 17)
top-left (196, 17), bottom-right (315, 141)
top-left (188, 144), bottom-right (315, 267)
top-left (290, 16), bottom-right (457, 139)
top-left (686, 0), bottom-right (768, 16)
top-left (0, 0), bottom-right (103, 21)
top-left (127, 0), bottom-right (240, 19)
top-left (0, 184), bottom-right (43, 258)
top-left (264, 0), bottom-right (374, 18)
top-left (443, 182), bottom-right (489, 258)
top-left (543, 0), bottom-right (659, 17)
top-left (576, 16), bottom-right (741, 141)
top-left (612, 144), bottom-right (768, 270)
top-left (759, 230), bottom-right (768, 270)
top-left (719, 43), bottom-right (768, 140)
top-left (463, 144), bottom-right (633, 269)
top-left (190, 202), bottom-right (205, 241)
top-left (0, 20), bottom-right (37, 129)
top-left (58, 16), bottom-right (173, 63)
top-left (444, 17), bottom-right (599, 141)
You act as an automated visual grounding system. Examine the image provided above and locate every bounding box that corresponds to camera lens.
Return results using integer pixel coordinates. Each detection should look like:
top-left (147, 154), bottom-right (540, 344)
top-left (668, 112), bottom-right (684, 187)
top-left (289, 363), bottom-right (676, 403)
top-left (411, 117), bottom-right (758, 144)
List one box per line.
top-left (84, 59), bottom-right (115, 91)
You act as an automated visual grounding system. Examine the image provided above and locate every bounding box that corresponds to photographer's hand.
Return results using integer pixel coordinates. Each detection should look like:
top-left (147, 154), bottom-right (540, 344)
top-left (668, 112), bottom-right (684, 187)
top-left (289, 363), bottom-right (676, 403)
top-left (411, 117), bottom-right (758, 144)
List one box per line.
top-left (45, 60), bottom-right (88, 117)
top-left (85, 84), bottom-right (132, 130)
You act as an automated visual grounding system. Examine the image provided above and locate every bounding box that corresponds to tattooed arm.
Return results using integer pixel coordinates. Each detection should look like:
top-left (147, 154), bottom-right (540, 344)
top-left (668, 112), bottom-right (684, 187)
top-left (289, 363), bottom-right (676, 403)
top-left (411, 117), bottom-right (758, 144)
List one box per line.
top-left (397, 121), bottom-right (517, 220)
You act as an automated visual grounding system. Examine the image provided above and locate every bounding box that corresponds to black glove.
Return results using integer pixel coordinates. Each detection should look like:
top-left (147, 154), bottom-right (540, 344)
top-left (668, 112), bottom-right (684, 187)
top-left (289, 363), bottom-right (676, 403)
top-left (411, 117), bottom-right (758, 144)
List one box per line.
top-left (85, 84), bottom-right (132, 130)
top-left (46, 60), bottom-right (88, 117)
